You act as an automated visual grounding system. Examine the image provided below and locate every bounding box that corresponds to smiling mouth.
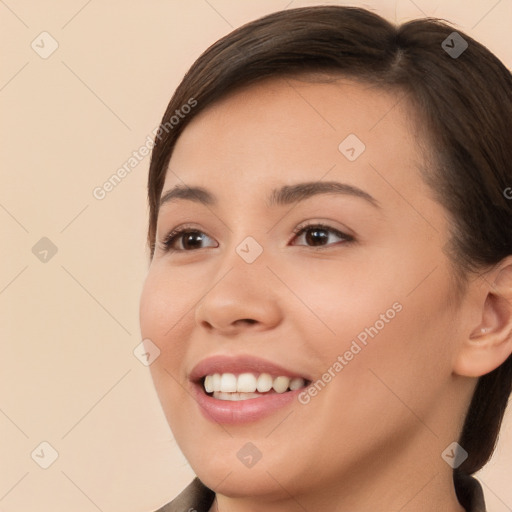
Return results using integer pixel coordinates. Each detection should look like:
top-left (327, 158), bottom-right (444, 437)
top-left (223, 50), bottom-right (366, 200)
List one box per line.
top-left (200, 372), bottom-right (311, 401)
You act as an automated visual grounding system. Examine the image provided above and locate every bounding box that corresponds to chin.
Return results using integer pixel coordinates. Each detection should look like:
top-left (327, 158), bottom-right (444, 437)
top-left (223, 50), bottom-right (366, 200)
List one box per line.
top-left (195, 463), bottom-right (293, 498)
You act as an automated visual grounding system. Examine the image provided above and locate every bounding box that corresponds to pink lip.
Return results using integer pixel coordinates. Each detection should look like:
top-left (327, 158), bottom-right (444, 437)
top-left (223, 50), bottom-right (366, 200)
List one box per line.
top-left (188, 354), bottom-right (310, 382)
top-left (191, 381), bottom-right (305, 424)
top-left (188, 354), bottom-right (311, 424)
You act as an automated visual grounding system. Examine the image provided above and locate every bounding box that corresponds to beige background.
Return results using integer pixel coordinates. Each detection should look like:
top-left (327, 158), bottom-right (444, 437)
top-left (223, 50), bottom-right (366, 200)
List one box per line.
top-left (1, 1), bottom-right (511, 511)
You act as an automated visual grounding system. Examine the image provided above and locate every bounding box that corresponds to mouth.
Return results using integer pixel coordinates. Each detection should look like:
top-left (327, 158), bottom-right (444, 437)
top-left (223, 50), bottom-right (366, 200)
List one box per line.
top-left (188, 355), bottom-right (312, 423)
top-left (200, 372), bottom-right (311, 401)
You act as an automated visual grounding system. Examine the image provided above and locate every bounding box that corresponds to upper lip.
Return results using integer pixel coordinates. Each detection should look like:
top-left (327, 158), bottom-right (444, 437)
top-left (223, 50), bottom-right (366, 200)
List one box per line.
top-left (189, 354), bottom-right (311, 383)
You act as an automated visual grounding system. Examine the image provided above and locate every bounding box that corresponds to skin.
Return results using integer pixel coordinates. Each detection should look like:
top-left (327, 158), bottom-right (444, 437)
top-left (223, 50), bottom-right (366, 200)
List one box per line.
top-left (139, 76), bottom-right (512, 512)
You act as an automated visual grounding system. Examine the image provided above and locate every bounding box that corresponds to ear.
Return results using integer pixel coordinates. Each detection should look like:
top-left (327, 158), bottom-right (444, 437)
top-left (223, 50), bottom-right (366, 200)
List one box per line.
top-left (453, 257), bottom-right (512, 377)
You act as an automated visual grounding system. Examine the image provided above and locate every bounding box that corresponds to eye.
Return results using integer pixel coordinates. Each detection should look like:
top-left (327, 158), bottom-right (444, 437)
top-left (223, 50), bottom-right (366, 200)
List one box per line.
top-left (159, 224), bottom-right (217, 252)
top-left (291, 223), bottom-right (354, 248)
top-left (158, 222), bottom-right (354, 253)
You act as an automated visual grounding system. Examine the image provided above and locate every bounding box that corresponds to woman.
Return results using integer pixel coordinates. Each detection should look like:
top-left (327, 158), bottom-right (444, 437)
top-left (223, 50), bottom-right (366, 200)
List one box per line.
top-left (139, 6), bottom-right (512, 511)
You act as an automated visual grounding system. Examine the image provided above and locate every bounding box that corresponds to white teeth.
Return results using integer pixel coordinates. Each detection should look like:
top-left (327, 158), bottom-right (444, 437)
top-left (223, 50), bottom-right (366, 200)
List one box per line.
top-left (214, 392), bottom-right (262, 401)
top-left (212, 373), bottom-right (221, 392)
top-left (273, 376), bottom-right (290, 393)
top-left (256, 373), bottom-right (273, 392)
top-left (204, 375), bottom-right (213, 393)
top-left (220, 373), bottom-right (237, 392)
top-left (237, 373), bottom-right (257, 392)
top-left (289, 377), bottom-right (304, 391)
top-left (202, 372), bottom-right (307, 396)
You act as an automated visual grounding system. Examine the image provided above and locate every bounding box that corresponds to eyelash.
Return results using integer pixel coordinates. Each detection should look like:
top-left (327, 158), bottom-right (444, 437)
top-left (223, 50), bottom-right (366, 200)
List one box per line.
top-left (159, 222), bottom-right (355, 253)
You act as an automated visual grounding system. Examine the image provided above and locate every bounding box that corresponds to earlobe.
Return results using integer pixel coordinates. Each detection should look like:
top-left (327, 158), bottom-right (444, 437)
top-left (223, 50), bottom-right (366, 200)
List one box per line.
top-left (454, 261), bottom-right (512, 378)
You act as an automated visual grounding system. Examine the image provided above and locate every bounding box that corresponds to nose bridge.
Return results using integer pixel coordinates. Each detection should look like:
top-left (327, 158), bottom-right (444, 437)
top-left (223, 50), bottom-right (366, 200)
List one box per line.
top-left (194, 232), bottom-right (281, 331)
top-left (216, 215), bottom-right (270, 280)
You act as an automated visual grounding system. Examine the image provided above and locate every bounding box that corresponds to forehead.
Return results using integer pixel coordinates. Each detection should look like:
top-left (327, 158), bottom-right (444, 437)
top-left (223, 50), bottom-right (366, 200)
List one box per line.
top-left (162, 76), bottom-right (425, 206)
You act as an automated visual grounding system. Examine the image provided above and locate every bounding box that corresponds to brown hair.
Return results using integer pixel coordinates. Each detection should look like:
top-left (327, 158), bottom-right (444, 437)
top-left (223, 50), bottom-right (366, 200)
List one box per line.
top-left (146, 6), bottom-right (512, 474)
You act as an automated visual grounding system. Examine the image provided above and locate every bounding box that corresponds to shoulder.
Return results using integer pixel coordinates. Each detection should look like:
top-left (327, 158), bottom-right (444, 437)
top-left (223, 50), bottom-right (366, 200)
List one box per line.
top-left (153, 477), bottom-right (215, 512)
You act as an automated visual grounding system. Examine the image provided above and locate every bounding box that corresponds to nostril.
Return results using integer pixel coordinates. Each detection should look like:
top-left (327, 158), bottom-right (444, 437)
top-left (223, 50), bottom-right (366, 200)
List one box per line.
top-left (234, 319), bottom-right (257, 326)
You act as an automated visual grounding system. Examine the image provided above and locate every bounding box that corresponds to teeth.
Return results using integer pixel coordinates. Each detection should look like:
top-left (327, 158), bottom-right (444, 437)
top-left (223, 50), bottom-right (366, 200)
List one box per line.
top-left (220, 373), bottom-right (237, 392)
top-left (203, 372), bottom-right (306, 395)
top-left (237, 373), bottom-right (257, 392)
top-left (214, 392), bottom-right (262, 401)
top-left (204, 375), bottom-right (213, 393)
top-left (212, 373), bottom-right (221, 392)
top-left (256, 373), bottom-right (273, 392)
top-left (273, 376), bottom-right (290, 393)
top-left (289, 377), bottom-right (304, 391)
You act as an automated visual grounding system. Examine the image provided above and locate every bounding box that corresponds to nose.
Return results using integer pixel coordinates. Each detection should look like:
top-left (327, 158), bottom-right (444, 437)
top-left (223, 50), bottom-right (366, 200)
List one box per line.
top-left (194, 255), bottom-right (283, 335)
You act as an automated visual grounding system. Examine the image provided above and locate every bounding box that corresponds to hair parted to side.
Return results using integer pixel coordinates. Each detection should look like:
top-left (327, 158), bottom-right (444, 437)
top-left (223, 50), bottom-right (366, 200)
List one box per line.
top-left (146, 6), bottom-right (512, 475)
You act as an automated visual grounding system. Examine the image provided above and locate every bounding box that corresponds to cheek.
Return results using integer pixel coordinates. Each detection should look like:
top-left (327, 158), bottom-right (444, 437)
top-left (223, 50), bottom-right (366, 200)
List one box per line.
top-left (296, 256), bottom-right (456, 413)
top-left (140, 263), bottom-right (191, 340)
top-left (330, 276), bottom-right (456, 430)
top-left (285, 257), bottom-right (402, 351)
top-left (139, 266), bottom-right (192, 383)
top-left (139, 268), bottom-right (195, 434)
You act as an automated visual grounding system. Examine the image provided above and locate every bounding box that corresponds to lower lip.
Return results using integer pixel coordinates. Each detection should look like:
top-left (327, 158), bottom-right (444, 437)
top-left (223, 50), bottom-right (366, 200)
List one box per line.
top-left (191, 382), bottom-right (304, 424)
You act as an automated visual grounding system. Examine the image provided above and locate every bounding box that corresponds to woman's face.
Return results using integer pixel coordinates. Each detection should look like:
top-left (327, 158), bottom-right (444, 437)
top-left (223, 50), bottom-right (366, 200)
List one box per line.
top-left (139, 77), bottom-right (470, 499)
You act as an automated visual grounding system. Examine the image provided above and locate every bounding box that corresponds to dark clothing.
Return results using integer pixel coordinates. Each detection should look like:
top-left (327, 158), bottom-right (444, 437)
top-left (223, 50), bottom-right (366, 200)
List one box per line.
top-left (154, 471), bottom-right (486, 511)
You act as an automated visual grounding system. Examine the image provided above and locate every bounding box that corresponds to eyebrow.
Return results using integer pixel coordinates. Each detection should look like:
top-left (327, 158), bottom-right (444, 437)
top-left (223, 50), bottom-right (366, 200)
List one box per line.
top-left (159, 181), bottom-right (381, 209)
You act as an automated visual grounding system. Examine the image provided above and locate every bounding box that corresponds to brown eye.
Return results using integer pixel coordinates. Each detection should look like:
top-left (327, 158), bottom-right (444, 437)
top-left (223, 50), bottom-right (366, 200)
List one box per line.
top-left (161, 227), bottom-right (217, 252)
top-left (292, 224), bottom-right (354, 247)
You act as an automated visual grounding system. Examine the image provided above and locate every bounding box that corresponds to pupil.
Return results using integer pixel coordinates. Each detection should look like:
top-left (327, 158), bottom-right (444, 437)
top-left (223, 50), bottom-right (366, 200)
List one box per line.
top-left (184, 232), bottom-right (203, 249)
top-left (306, 228), bottom-right (327, 246)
